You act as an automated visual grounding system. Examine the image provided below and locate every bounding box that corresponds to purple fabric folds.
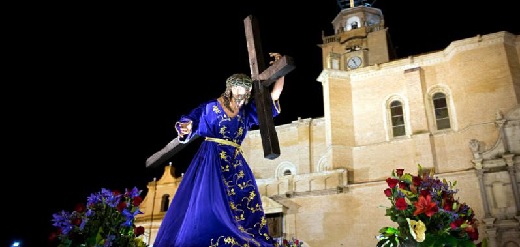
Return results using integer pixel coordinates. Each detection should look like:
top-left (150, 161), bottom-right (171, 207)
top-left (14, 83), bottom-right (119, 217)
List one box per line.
top-left (153, 99), bottom-right (279, 247)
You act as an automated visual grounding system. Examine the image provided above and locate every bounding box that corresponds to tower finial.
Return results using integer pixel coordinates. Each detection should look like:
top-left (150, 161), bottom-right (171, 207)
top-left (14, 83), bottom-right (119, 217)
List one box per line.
top-left (337, 0), bottom-right (372, 9)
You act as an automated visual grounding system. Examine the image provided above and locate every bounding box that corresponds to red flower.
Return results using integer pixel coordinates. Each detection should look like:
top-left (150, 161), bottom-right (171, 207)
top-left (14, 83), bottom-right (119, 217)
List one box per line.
top-left (466, 225), bottom-right (479, 240)
top-left (134, 226), bottom-right (145, 236)
top-left (443, 198), bottom-right (454, 211)
top-left (133, 196), bottom-right (143, 206)
top-left (74, 203), bottom-right (86, 213)
top-left (71, 217), bottom-right (82, 226)
top-left (450, 218), bottom-right (463, 229)
top-left (396, 169), bottom-right (404, 177)
top-left (48, 231), bottom-right (58, 241)
top-left (384, 188), bottom-right (392, 197)
top-left (398, 182), bottom-right (406, 189)
top-left (444, 202), bottom-right (453, 211)
top-left (413, 194), bottom-right (438, 217)
top-left (386, 177), bottom-right (399, 188)
top-left (117, 201), bottom-right (127, 212)
top-left (412, 176), bottom-right (422, 186)
top-left (395, 197), bottom-right (407, 210)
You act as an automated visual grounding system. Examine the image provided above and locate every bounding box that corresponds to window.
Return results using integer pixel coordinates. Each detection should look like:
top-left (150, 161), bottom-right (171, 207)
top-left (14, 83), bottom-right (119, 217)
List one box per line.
top-left (432, 93), bottom-right (451, 130)
top-left (332, 58), bottom-right (340, 69)
top-left (329, 53), bottom-right (340, 70)
top-left (390, 100), bottom-right (406, 137)
top-left (276, 161), bottom-right (296, 178)
top-left (161, 194), bottom-right (170, 212)
top-left (346, 16), bottom-right (361, 31)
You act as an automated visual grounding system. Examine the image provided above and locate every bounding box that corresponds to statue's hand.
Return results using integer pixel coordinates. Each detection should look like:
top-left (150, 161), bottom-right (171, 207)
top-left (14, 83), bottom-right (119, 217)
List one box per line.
top-left (269, 52), bottom-right (282, 65)
top-left (176, 120), bottom-right (192, 137)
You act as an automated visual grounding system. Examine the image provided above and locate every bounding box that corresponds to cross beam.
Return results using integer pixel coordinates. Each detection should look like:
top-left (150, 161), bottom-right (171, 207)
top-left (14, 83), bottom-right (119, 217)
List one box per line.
top-left (145, 15), bottom-right (295, 168)
top-left (244, 15), bottom-right (295, 159)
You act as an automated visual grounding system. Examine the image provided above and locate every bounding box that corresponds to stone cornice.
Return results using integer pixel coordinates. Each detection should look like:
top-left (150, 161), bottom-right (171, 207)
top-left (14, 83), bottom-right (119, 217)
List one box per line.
top-left (318, 31), bottom-right (518, 82)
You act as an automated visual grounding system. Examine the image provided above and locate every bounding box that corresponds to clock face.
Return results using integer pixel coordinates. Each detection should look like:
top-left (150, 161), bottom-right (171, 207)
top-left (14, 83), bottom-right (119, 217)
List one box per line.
top-left (347, 56), bottom-right (362, 69)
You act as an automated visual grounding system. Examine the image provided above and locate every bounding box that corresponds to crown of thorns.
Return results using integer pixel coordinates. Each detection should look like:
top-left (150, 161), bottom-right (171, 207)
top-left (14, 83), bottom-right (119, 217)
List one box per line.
top-left (226, 73), bottom-right (253, 90)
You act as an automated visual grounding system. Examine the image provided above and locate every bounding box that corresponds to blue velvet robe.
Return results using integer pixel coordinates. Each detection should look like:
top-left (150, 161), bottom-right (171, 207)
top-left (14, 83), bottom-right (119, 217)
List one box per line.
top-left (153, 98), bottom-right (279, 247)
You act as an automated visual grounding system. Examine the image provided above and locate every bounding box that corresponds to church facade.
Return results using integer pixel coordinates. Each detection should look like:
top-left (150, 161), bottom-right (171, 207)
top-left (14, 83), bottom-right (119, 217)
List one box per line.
top-left (136, 4), bottom-right (520, 247)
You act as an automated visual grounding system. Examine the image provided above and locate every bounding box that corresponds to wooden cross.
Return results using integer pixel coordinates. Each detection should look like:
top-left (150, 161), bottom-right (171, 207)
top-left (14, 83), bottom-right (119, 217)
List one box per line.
top-left (244, 15), bottom-right (295, 160)
top-left (145, 15), bottom-right (294, 168)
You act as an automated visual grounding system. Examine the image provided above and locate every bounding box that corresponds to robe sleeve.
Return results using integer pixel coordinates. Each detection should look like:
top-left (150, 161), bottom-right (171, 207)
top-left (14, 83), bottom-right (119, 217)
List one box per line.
top-left (175, 102), bottom-right (206, 143)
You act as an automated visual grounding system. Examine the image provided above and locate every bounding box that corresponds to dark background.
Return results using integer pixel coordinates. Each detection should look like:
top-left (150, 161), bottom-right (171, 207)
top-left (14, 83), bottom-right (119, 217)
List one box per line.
top-left (4, 1), bottom-right (519, 246)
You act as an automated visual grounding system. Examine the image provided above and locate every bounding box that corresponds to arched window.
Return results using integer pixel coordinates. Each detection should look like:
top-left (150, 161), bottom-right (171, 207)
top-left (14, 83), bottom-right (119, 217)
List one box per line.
top-left (390, 100), bottom-right (406, 137)
top-left (283, 169), bottom-right (292, 176)
top-left (432, 92), bottom-right (451, 130)
top-left (345, 16), bottom-right (361, 31)
top-left (161, 194), bottom-right (170, 212)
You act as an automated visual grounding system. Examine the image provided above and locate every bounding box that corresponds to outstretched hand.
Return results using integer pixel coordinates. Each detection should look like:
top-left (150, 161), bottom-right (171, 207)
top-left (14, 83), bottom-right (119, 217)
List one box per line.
top-left (176, 120), bottom-right (192, 137)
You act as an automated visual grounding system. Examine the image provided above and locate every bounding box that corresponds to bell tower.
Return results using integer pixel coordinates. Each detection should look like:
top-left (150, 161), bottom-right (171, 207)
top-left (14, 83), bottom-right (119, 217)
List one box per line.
top-left (320, 0), bottom-right (395, 71)
top-left (317, 0), bottom-right (397, 176)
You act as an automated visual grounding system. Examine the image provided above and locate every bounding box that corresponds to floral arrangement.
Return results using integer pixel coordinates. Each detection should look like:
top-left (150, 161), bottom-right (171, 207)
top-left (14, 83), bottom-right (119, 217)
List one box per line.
top-left (276, 237), bottom-right (304, 247)
top-left (376, 165), bottom-right (479, 247)
top-left (50, 187), bottom-right (147, 247)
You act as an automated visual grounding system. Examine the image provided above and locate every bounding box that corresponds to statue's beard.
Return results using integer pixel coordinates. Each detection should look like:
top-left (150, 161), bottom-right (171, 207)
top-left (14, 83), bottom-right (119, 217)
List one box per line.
top-left (233, 96), bottom-right (246, 108)
top-left (232, 93), bottom-right (250, 108)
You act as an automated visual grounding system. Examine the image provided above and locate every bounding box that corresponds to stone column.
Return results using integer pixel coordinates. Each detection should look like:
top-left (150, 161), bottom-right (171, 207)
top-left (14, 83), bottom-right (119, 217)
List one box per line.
top-left (286, 175), bottom-right (294, 198)
top-left (504, 154), bottom-right (520, 215)
top-left (473, 159), bottom-right (492, 217)
top-left (336, 169), bottom-right (348, 193)
top-left (483, 222), bottom-right (498, 247)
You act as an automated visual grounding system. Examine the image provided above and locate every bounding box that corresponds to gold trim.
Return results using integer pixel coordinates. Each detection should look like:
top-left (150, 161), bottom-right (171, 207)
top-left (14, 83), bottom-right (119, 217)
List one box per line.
top-left (205, 137), bottom-right (242, 158)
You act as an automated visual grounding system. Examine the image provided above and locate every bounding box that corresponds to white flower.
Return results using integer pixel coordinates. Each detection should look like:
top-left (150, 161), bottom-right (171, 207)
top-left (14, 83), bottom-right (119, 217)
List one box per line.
top-left (406, 218), bottom-right (426, 242)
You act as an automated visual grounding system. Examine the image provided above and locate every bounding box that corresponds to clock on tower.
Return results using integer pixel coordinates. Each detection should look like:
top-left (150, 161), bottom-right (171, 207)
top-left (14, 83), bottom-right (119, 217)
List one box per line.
top-left (347, 56), bottom-right (362, 69)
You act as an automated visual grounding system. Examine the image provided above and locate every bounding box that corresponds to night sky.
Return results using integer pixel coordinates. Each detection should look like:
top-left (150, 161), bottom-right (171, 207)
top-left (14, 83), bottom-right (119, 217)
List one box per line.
top-left (4, 1), bottom-right (518, 246)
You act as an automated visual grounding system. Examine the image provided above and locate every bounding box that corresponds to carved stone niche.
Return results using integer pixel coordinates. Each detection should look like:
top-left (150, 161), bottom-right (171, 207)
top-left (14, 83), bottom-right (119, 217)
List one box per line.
top-left (470, 105), bottom-right (520, 247)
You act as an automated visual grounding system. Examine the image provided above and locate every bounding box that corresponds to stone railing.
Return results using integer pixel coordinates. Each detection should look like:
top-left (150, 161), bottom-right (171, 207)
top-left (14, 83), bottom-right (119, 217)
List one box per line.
top-left (256, 169), bottom-right (348, 198)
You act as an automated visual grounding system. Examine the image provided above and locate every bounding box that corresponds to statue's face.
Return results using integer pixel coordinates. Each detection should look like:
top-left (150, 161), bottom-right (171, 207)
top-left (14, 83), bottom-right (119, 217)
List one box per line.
top-left (231, 85), bottom-right (251, 108)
